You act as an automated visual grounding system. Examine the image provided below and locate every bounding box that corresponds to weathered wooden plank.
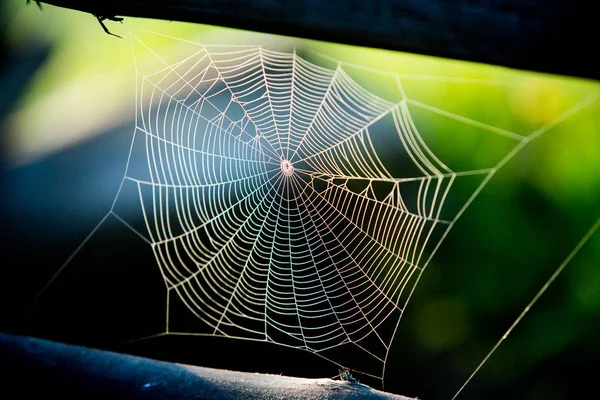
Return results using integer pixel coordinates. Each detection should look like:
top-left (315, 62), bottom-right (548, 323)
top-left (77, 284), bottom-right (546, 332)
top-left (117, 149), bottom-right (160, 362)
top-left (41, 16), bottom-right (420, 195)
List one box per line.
top-left (35, 0), bottom-right (598, 80)
top-left (0, 332), bottom-right (412, 399)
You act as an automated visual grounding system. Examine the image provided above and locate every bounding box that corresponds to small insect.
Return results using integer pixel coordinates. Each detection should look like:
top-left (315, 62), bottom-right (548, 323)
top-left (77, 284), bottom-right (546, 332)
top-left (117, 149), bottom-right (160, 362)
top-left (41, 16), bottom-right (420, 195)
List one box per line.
top-left (94, 15), bottom-right (124, 38)
top-left (26, 0), bottom-right (42, 10)
top-left (26, 1), bottom-right (123, 39)
top-left (338, 368), bottom-right (357, 383)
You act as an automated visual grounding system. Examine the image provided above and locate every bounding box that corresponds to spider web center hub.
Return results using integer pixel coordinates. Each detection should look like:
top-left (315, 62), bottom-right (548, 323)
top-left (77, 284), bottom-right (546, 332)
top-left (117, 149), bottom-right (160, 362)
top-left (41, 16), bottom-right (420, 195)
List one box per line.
top-left (280, 159), bottom-right (295, 177)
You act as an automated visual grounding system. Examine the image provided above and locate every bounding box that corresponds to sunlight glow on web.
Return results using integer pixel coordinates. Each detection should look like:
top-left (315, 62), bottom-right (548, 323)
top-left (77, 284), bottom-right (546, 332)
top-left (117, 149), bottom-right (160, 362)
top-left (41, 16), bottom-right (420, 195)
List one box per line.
top-left (34, 30), bottom-right (599, 383)
top-left (118, 32), bottom-right (516, 379)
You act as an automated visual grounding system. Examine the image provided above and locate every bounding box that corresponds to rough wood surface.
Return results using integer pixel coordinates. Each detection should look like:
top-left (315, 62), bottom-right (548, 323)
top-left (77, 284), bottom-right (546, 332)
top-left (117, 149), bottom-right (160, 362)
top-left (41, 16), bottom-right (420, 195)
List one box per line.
top-left (35, 0), bottom-right (598, 80)
top-left (0, 332), bottom-right (412, 399)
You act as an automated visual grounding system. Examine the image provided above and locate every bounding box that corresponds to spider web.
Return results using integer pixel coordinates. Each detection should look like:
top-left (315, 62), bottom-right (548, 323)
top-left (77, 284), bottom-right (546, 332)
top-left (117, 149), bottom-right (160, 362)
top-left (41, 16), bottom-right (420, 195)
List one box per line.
top-left (34, 31), bottom-right (599, 382)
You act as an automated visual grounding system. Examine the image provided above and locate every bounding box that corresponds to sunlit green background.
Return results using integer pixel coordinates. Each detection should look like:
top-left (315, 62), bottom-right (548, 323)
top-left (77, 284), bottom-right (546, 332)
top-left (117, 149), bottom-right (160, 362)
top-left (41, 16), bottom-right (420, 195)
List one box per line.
top-left (1, 1), bottom-right (599, 399)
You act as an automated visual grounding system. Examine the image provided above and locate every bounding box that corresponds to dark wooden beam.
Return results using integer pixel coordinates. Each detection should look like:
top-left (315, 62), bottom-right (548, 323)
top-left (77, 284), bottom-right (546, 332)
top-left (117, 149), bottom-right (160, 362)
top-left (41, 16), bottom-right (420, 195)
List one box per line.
top-left (0, 332), bottom-right (412, 399)
top-left (36, 1), bottom-right (599, 80)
